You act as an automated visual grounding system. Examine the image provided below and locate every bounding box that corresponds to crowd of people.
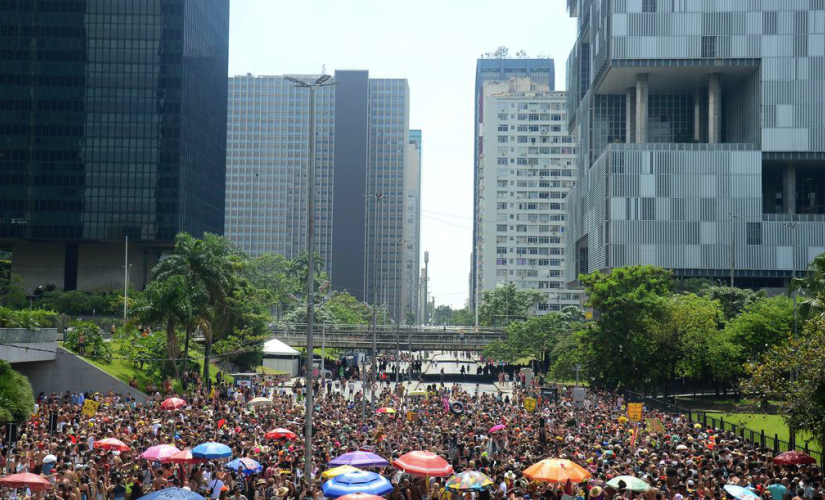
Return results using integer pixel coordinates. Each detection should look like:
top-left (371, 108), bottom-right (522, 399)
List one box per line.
top-left (1, 351), bottom-right (822, 500)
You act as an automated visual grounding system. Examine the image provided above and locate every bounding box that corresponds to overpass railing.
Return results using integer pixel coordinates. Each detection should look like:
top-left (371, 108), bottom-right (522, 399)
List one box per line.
top-left (271, 325), bottom-right (506, 350)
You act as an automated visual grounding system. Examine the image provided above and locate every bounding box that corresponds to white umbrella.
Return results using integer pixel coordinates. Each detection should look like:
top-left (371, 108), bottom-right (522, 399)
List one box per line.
top-left (43, 455), bottom-right (57, 464)
top-left (248, 397), bottom-right (273, 408)
top-left (676, 444), bottom-right (688, 451)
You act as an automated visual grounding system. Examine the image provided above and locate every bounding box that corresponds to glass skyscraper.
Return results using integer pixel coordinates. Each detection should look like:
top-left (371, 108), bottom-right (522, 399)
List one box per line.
top-left (0, 0), bottom-right (230, 292)
top-left (225, 71), bottom-right (417, 321)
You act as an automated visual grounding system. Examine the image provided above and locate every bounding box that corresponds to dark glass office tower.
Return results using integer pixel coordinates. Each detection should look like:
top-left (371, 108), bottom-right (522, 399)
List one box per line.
top-left (0, 0), bottom-right (229, 292)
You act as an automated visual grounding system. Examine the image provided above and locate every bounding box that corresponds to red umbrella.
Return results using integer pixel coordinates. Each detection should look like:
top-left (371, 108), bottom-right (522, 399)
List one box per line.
top-left (161, 397), bottom-right (186, 411)
top-left (337, 494), bottom-right (385, 500)
top-left (163, 449), bottom-right (205, 465)
top-left (0, 473), bottom-right (53, 492)
top-left (94, 438), bottom-right (130, 452)
top-left (774, 451), bottom-right (817, 465)
top-left (392, 451), bottom-right (454, 477)
top-left (265, 428), bottom-right (298, 440)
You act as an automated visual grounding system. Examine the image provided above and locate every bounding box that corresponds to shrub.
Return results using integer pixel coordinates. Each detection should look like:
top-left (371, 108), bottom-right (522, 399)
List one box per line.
top-left (64, 321), bottom-right (112, 362)
top-left (0, 307), bottom-right (58, 329)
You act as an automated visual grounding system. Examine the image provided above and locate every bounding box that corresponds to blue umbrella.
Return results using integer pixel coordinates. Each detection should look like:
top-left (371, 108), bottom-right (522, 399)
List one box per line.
top-left (724, 485), bottom-right (760, 500)
top-left (328, 451), bottom-right (389, 468)
top-left (226, 458), bottom-right (263, 475)
top-left (322, 471), bottom-right (393, 498)
top-left (141, 487), bottom-right (205, 500)
top-left (192, 442), bottom-right (232, 460)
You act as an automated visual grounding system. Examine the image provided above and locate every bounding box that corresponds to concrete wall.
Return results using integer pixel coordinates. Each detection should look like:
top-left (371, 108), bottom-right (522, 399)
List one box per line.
top-left (14, 347), bottom-right (148, 403)
top-left (11, 242), bottom-right (65, 292)
top-left (0, 328), bottom-right (58, 363)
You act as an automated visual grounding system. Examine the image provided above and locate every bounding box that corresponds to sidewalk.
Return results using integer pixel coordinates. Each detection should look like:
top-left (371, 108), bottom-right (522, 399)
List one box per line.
top-left (493, 382), bottom-right (514, 395)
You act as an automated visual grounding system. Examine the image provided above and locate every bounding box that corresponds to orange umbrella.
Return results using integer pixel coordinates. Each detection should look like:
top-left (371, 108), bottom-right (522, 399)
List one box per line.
top-left (94, 438), bottom-right (129, 452)
top-left (393, 451), bottom-right (454, 477)
top-left (523, 459), bottom-right (591, 483)
top-left (0, 473), bottom-right (53, 492)
top-left (265, 428), bottom-right (298, 440)
top-left (163, 449), bottom-right (205, 464)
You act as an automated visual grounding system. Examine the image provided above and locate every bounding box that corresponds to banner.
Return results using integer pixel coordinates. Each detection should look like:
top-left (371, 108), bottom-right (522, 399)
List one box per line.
top-left (646, 418), bottom-right (665, 434)
top-left (524, 397), bottom-right (537, 413)
top-left (627, 402), bottom-right (643, 422)
top-left (82, 400), bottom-right (100, 417)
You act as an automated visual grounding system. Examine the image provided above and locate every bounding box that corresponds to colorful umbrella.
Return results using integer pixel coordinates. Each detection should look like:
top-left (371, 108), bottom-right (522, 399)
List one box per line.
top-left (248, 397), bottom-right (274, 408)
top-left (192, 442), bottom-right (232, 460)
top-left (322, 471), bottom-right (393, 498)
top-left (142, 445), bottom-right (182, 462)
top-left (336, 494), bottom-right (385, 500)
top-left (445, 470), bottom-right (494, 491)
top-left (322, 465), bottom-right (362, 479)
top-left (0, 473), bottom-right (53, 492)
top-left (724, 485), bottom-right (761, 500)
top-left (489, 424), bottom-right (506, 433)
top-left (141, 487), bottom-right (205, 500)
top-left (163, 449), bottom-right (205, 465)
top-left (329, 451), bottom-right (389, 468)
top-left (393, 451), bottom-right (454, 477)
top-left (774, 451), bottom-right (817, 465)
top-left (606, 475), bottom-right (650, 492)
top-left (265, 428), bottom-right (298, 440)
top-left (94, 438), bottom-right (130, 452)
top-left (522, 459), bottom-right (590, 483)
top-left (376, 407), bottom-right (396, 414)
top-left (161, 398), bottom-right (186, 411)
top-left (226, 458), bottom-right (263, 475)
top-left (408, 390), bottom-right (427, 397)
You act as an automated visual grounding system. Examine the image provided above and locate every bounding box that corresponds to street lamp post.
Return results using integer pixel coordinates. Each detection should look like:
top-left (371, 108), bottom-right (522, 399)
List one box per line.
top-left (785, 221), bottom-right (799, 339)
top-left (284, 73), bottom-right (333, 484)
top-left (362, 192), bottom-right (384, 423)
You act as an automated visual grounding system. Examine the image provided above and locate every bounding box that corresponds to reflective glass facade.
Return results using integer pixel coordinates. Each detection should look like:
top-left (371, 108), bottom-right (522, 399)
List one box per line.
top-left (0, 0), bottom-right (229, 243)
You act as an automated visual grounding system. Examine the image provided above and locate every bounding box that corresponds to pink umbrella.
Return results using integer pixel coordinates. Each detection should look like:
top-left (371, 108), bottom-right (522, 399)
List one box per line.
top-left (0, 473), bottom-right (53, 492)
top-left (142, 445), bottom-right (181, 462)
top-left (94, 438), bottom-right (129, 452)
top-left (161, 397), bottom-right (186, 410)
top-left (163, 449), bottom-right (205, 465)
top-left (489, 424), bottom-right (506, 433)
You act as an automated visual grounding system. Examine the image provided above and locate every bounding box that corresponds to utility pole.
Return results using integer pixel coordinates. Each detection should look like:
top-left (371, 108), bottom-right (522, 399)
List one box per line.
top-left (284, 73), bottom-right (333, 484)
top-left (363, 192), bottom-right (384, 423)
top-left (123, 235), bottom-right (129, 321)
top-left (423, 251), bottom-right (430, 325)
top-left (730, 213), bottom-right (738, 287)
top-left (785, 221), bottom-right (799, 339)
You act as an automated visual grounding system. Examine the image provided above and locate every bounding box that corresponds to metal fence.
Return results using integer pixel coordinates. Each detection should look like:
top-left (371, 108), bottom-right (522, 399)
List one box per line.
top-left (620, 389), bottom-right (823, 470)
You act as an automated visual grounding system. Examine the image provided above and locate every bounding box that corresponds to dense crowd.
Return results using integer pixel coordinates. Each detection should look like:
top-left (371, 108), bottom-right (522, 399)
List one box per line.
top-left (1, 352), bottom-right (822, 500)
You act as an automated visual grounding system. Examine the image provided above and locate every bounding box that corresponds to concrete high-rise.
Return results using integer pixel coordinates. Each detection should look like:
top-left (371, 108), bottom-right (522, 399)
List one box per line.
top-left (476, 77), bottom-right (582, 314)
top-left (0, 0), bottom-right (230, 293)
top-left (401, 131), bottom-right (422, 324)
top-left (225, 71), bottom-right (416, 320)
top-left (565, 1), bottom-right (825, 287)
top-left (472, 58), bottom-right (555, 311)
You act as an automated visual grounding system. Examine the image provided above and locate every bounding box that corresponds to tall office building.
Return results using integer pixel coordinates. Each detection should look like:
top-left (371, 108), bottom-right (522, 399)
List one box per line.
top-left (476, 78), bottom-right (581, 314)
top-left (472, 58), bottom-right (555, 310)
top-left (565, 1), bottom-right (825, 287)
top-left (401, 130), bottom-right (422, 324)
top-left (0, 0), bottom-right (230, 293)
top-left (225, 71), bottom-right (415, 320)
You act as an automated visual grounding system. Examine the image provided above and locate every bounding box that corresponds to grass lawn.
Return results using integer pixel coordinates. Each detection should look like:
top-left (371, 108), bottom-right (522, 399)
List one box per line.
top-left (63, 340), bottom-right (233, 394)
top-left (692, 411), bottom-right (820, 453)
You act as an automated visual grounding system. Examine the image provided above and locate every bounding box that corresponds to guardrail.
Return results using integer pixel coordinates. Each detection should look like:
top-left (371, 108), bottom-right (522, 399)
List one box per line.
top-left (272, 326), bottom-right (506, 351)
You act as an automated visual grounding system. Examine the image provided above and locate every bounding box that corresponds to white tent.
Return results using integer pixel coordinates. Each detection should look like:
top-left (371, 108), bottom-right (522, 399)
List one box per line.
top-left (262, 338), bottom-right (300, 377)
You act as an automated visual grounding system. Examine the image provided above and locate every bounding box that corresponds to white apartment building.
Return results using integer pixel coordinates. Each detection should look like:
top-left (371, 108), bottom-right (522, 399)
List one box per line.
top-left (476, 78), bottom-right (582, 314)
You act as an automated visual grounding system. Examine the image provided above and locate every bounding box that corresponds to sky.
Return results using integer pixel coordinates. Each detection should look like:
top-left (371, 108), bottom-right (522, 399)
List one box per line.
top-left (228, 0), bottom-right (577, 309)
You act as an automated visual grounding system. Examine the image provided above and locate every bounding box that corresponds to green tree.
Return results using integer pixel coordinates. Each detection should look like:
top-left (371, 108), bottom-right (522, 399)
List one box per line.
top-left (698, 285), bottom-right (766, 322)
top-left (0, 360), bottom-right (34, 423)
top-left (479, 283), bottom-right (544, 326)
top-left (323, 291), bottom-right (372, 325)
top-left (132, 275), bottom-right (191, 381)
top-left (790, 252), bottom-right (825, 319)
top-left (723, 295), bottom-right (795, 364)
top-left (0, 260), bottom-right (27, 309)
top-left (246, 253), bottom-right (300, 317)
top-left (64, 322), bottom-right (112, 362)
top-left (485, 309), bottom-right (579, 373)
top-left (743, 317), bottom-right (825, 452)
top-left (578, 266), bottom-right (673, 390)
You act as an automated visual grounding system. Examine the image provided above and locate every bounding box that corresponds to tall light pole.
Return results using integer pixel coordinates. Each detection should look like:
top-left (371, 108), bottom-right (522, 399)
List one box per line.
top-left (785, 221), bottom-right (799, 339)
top-left (123, 235), bottom-right (129, 321)
top-left (284, 73), bottom-right (334, 484)
top-left (423, 251), bottom-right (429, 324)
top-left (363, 192), bottom-right (384, 421)
top-left (729, 213), bottom-right (739, 287)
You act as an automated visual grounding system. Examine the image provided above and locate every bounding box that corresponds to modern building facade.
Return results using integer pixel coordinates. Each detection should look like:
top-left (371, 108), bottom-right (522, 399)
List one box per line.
top-left (225, 71), bottom-right (416, 321)
top-left (0, 0), bottom-right (230, 293)
top-left (401, 130), bottom-right (422, 324)
top-left (476, 78), bottom-right (582, 313)
top-left (565, 0), bottom-right (825, 287)
top-left (472, 58), bottom-right (555, 310)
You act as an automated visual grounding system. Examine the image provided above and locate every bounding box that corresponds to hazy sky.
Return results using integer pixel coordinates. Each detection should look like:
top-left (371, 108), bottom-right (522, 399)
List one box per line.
top-left (228, 0), bottom-right (577, 309)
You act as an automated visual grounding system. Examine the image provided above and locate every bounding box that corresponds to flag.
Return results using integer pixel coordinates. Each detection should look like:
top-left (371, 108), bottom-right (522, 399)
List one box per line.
top-left (218, 419), bottom-right (227, 429)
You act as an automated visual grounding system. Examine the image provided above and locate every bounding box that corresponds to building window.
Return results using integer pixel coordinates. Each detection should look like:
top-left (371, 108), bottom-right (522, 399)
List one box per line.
top-left (701, 36), bottom-right (717, 58)
top-left (642, 0), bottom-right (656, 12)
top-left (746, 222), bottom-right (762, 245)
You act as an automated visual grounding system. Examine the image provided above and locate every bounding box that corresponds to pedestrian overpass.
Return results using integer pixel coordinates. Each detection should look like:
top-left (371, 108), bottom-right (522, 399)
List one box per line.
top-left (272, 325), bottom-right (506, 351)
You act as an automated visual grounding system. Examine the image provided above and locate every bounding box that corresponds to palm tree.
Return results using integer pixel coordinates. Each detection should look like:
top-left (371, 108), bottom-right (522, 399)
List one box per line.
top-left (790, 252), bottom-right (825, 319)
top-left (0, 360), bottom-right (34, 423)
top-left (132, 275), bottom-right (189, 382)
top-left (154, 233), bottom-right (245, 387)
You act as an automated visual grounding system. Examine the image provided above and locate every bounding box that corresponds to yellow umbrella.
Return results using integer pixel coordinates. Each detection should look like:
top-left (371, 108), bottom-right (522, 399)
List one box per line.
top-left (408, 390), bottom-right (427, 397)
top-left (322, 465), bottom-right (361, 479)
top-left (523, 459), bottom-right (591, 483)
